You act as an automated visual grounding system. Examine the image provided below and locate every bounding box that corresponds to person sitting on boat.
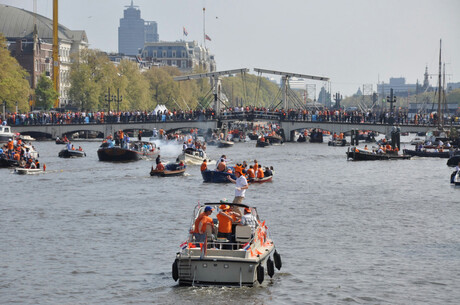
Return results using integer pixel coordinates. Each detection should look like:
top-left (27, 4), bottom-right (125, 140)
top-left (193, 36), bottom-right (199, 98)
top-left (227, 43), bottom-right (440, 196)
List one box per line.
top-left (377, 146), bottom-right (385, 154)
top-left (71, 145), bottom-right (76, 150)
top-left (216, 158), bottom-right (227, 172)
top-left (66, 141), bottom-right (72, 150)
top-left (240, 207), bottom-right (258, 231)
top-left (217, 204), bottom-right (238, 244)
top-left (155, 162), bottom-right (165, 171)
top-left (256, 165), bottom-right (265, 179)
top-left (246, 165), bottom-right (256, 181)
top-left (156, 155), bottom-right (161, 165)
top-left (253, 160), bottom-right (259, 172)
top-left (364, 145), bottom-right (369, 151)
top-left (35, 159), bottom-right (40, 169)
top-left (200, 159), bottom-right (207, 172)
top-left (264, 166), bottom-right (273, 177)
top-left (178, 160), bottom-right (185, 169)
top-left (193, 206), bottom-right (214, 244)
top-left (78, 146), bottom-right (83, 151)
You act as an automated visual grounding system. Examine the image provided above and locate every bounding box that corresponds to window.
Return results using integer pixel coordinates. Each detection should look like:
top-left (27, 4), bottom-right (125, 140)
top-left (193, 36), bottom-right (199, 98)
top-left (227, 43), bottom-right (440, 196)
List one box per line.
top-left (162, 51), bottom-right (167, 57)
top-left (181, 51), bottom-right (186, 58)
top-left (153, 51), bottom-right (157, 58)
top-left (172, 51), bottom-right (176, 58)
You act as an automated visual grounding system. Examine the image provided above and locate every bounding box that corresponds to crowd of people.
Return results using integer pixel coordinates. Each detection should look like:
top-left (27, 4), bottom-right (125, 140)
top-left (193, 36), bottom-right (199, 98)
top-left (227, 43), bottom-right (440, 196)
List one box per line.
top-left (2, 105), bottom-right (458, 127)
top-left (0, 136), bottom-right (41, 169)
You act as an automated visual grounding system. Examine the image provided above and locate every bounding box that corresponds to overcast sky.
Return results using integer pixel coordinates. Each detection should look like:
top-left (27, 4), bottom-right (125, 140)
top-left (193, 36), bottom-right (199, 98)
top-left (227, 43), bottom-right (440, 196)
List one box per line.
top-left (1, 0), bottom-right (459, 96)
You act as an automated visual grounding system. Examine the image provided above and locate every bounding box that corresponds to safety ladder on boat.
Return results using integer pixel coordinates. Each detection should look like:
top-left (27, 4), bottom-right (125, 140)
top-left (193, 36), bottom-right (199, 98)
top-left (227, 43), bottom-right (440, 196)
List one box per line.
top-left (178, 258), bottom-right (192, 281)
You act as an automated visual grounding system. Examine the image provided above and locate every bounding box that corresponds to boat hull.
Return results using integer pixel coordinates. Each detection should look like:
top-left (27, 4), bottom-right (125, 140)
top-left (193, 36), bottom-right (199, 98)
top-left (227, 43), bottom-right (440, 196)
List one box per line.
top-left (58, 149), bottom-right (86, 158)
top-left (447, 155), bottom-right (460, 167)
top-left (15, 168), bottom-right (43, 175)
top-left (0, 156), bottom-right (19, 168)
top-left (347, 149), bottom-right (411, 161)
top-left (176, 245), bottom-right (274, 286)
top-left (98, 147), bottom-right (155, 161)
top-left (256, 141), bottom-right (270, 147)
top-left (249, 176), bottom-right (273, 184)
top-left (403, 149), bottom-right (450, 158)
top-left (201, 170), bottom-right (236, 183)
top-left (217, 141), bottom-right (234, 148)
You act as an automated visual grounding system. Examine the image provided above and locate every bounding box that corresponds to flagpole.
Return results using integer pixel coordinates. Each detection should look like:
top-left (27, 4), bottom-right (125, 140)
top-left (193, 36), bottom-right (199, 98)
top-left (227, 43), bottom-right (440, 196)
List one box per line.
top-left (203, 7), bottom-right (206, 48)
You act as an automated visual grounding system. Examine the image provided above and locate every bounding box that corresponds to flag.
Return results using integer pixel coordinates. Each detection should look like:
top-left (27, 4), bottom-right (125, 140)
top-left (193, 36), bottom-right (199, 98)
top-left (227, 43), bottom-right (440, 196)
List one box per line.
top-left (183, 27), bottom-right (188, 36)
top-left (242, 242), bottom-right (250, 251)
top-left (180, 241), bottom-right (188, 250)
top-left (205, 34), bottom-right (212, 41)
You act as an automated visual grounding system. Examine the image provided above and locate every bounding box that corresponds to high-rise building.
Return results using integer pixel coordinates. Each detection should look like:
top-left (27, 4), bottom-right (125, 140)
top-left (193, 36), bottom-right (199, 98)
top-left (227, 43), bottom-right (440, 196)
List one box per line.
top-left (118, 1), bottom-right (159, 56)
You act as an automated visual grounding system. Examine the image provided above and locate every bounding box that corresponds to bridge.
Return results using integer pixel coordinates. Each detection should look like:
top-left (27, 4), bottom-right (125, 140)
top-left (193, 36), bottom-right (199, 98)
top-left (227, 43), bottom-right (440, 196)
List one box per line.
top-left (12, 120), bottom-right (218, 139)
top-left (12, 114), bottom-right (438, 141)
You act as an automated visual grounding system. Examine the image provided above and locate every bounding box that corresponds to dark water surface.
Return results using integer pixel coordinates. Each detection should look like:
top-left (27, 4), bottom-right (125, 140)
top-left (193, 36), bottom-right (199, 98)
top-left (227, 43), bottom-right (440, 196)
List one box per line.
top-left (1, 139), bottom-right (459, 304)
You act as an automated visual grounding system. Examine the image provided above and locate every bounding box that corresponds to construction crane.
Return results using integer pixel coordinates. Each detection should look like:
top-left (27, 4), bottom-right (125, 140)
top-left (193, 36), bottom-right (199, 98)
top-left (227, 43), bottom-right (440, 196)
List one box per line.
top-left (53, 0), bottom-right (60, 108)
top-left (254, 68), bottom-right (329, 110)
top-left (173, 68), bottom-right (249, 114)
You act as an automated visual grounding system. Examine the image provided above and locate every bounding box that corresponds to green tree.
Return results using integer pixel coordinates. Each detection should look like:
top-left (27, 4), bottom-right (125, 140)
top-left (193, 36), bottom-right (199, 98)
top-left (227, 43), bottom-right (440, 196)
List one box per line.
top-left (143, 67), bottom-right (180, 109)
top-left (446, 88), bottom-right (460, 105)
top-left (118, 60), bottom-right (149, 110)
top-left (35, 73), bottom-right (58, 110)
top-left (0, 34), bottom-right (31, 112)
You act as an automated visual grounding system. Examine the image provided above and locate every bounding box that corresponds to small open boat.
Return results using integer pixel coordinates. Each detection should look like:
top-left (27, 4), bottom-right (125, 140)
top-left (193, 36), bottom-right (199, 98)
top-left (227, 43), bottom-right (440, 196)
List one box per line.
top-left (328, 139), bottom-right (350, 146)
top-left (55, 138), bottom-right (70, 145)
top-left (347, 147), bottom-right (411, 161)
top-left (256, 140), bottom-right (270, 147)
top-left (265, 134), bottom-right (283, 145)
top-left (172, 202), bottom-right (282, 286)
top-left (150, 162), bottom-right (186, 177)
top-left (97, 141), bottom-right (158, 162)
top-left (14, 167), bottom-right (44, 175)
top-left (217, 140), bottom-right (234, 148)
top-left (248, 175), bottom-right (273, 184)
top-left (58, 149), bottom-right (86, 158)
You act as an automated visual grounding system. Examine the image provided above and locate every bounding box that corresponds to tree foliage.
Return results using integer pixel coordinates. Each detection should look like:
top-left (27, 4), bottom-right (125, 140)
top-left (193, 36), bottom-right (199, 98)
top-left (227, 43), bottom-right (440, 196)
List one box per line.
top-left (220, 73), bottom-right (280, 108)
top-left (0, 34), bottom-right (31, 112)
top-left (35, 73), bottom-right (58, 110)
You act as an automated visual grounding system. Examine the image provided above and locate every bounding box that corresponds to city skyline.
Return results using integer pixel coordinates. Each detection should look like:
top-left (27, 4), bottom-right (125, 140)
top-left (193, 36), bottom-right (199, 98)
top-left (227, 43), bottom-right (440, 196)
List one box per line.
top-left (1, 0), bottom-right (459, 97)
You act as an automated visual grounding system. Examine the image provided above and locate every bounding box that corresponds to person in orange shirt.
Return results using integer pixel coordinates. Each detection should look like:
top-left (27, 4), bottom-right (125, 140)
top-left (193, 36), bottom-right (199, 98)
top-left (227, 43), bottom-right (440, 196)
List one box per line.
top-left (246, 165), bottom-right (256, 180)
top-left (256, 165), bottom-right (265, 179)
top-left (217, 204), bottom-right (237, 241)
top-left (193, 206), bottom-right (214, 244)
top-left (200, 159), bottom-right (207, 172)
top-left (253, 160), bottom-right (259, 172)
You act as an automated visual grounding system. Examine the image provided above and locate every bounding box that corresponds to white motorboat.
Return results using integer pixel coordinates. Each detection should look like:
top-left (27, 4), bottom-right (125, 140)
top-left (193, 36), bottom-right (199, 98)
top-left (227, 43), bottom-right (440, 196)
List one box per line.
top-left (0, 125), bottom-right (15, 143)
top-left (172, 202), bottom-right (282, 286)
top-left (14, 167), bottom-right (44, 175)
top-left (177, 147), bottom-right (208, 165)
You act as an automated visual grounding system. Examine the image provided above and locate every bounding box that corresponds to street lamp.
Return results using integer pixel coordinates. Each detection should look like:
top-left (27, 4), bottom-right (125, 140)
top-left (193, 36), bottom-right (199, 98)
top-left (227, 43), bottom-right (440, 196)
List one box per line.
top-left (116, 88), bottom-right (123, 113)
top-left (16, 101), bottom-right (18, 113)
top-left (105, 88), bottom-right (114, 113)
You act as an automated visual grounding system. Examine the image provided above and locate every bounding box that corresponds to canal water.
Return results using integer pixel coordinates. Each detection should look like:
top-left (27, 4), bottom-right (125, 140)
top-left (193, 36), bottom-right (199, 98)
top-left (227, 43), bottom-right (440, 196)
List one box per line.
top-left (1, 138), bottom-right (458, 304)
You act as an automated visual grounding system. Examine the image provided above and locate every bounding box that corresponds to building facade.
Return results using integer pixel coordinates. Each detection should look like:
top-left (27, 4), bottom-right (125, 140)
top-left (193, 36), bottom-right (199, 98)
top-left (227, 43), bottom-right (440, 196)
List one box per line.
top-left (0, 4), bottom-right (88, 107)
top-left (140, 40), bottom-right (216, 73)
top-left (118, 1), bottom-right (159, 56)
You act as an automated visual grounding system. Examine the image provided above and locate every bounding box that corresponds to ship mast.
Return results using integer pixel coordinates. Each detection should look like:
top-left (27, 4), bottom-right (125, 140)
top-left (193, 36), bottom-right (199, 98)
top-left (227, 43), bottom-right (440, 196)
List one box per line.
top-left (53, 0), bottom-right (60, 108)
top-left (437, 39), bottom-right (442, 127)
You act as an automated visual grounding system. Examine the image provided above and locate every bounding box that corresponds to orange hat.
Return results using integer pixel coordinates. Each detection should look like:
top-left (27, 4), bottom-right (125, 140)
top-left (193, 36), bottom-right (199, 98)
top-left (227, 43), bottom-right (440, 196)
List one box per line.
top-left (219, 204), bottom-right (230, 210)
